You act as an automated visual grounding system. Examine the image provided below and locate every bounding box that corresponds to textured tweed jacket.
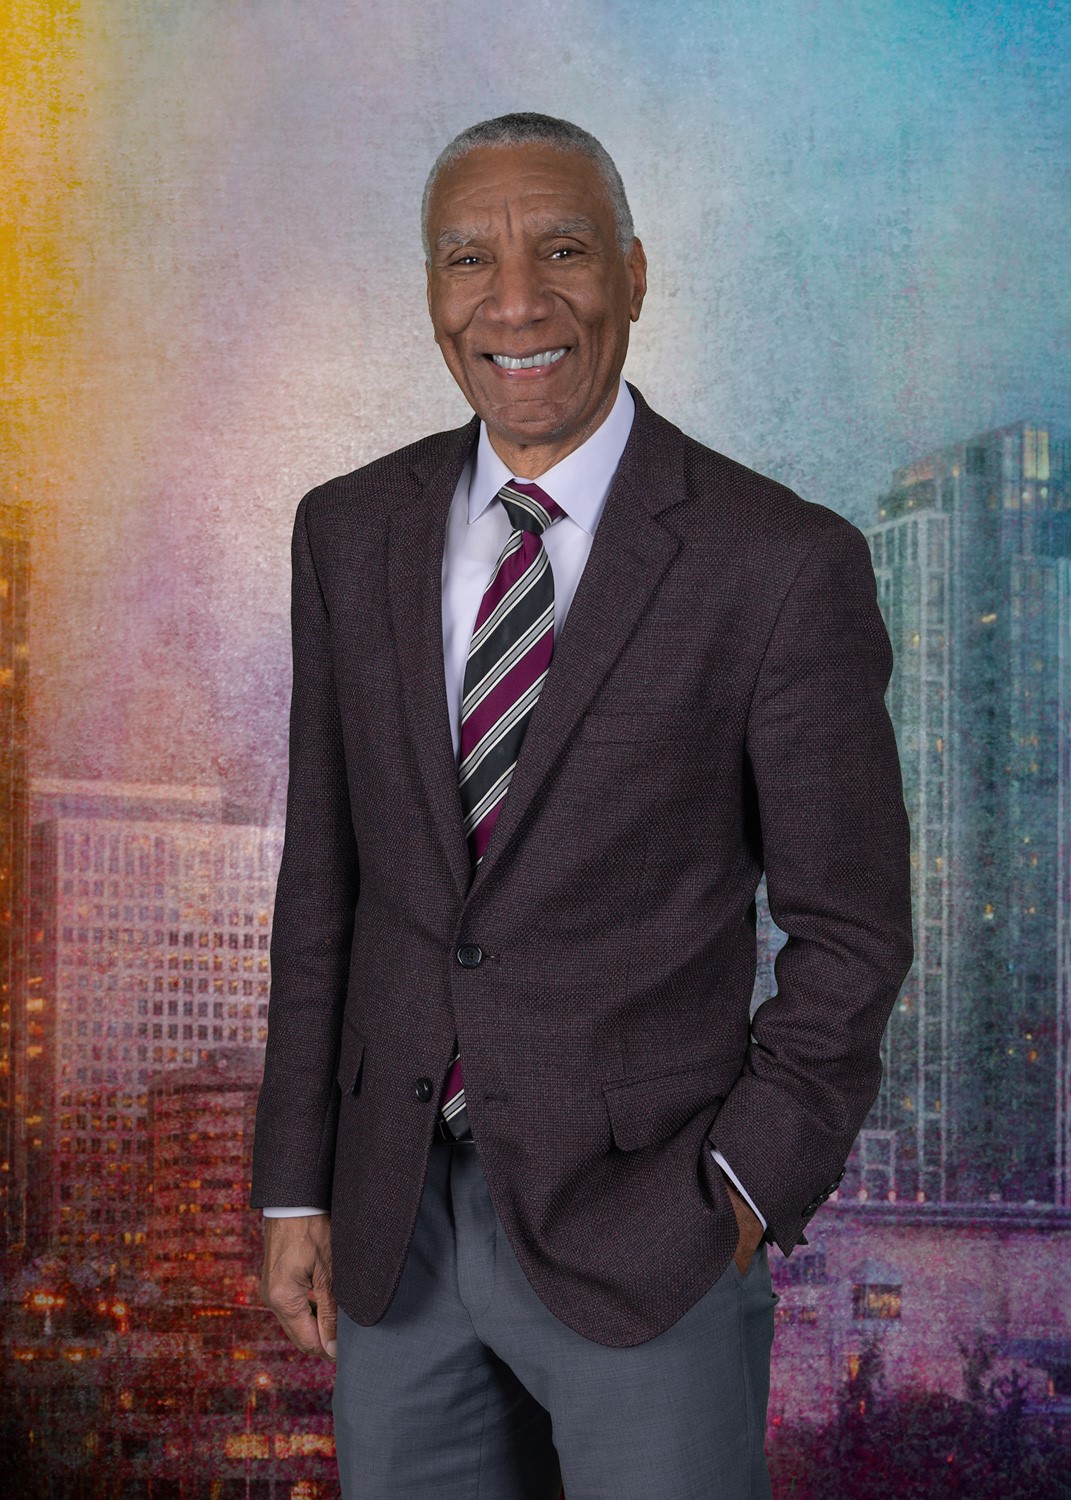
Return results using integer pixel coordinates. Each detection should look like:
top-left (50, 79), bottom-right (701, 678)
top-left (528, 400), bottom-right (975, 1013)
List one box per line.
top-left (250, 384), bottom-right (914, 1348)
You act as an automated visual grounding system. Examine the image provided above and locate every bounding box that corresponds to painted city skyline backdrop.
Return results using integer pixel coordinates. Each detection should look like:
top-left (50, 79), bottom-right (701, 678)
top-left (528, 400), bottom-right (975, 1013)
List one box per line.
top-left (3, 0), bottom-right (1069, 1495)
top-left (5, 430), bottom-right (1069, 1493)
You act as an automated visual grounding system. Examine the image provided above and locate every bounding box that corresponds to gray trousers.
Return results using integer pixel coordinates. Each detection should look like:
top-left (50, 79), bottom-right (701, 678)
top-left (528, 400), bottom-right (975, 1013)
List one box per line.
top-left (333, 1136), bottom-right (776, 1499)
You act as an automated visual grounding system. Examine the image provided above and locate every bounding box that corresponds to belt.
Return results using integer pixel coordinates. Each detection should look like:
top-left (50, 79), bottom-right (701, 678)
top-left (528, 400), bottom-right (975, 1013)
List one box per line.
top-left (436, 1116), bottom-right (475, 1144)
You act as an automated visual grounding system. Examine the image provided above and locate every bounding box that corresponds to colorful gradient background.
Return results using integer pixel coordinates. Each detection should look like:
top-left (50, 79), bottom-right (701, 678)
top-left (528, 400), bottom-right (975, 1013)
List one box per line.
top-left (13, 0), bottom-right (1067, 815)
top-left (5, 0), bottom-right (1069, 1493)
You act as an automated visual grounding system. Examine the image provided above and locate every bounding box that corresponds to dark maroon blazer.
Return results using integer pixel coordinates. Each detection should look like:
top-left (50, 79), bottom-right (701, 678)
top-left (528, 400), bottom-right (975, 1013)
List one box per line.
top-left (250, 384), bottom-right (914, 1348)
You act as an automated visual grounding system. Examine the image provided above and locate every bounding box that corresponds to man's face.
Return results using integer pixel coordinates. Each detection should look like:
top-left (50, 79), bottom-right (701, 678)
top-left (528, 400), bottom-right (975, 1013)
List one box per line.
top-left (425, 143), bottom-right (647, 472)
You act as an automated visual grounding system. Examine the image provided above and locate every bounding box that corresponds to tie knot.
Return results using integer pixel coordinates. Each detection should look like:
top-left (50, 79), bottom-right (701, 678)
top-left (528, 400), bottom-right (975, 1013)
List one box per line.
top-left (498, 479), bottom-right (565, 537)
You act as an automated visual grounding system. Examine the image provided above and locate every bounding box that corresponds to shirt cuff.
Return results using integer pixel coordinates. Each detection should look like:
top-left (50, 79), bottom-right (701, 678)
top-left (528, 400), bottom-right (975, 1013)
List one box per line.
top-left (709, 1147), bottom-right (768, 1232)
top-left (262, 1206), bottom-right (329, 1218)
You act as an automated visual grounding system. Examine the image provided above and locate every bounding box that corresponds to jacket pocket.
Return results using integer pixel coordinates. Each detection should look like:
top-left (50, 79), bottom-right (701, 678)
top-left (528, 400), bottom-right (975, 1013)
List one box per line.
top-left (602, 1056), bottom-right (742, 1152)
top-left (336, 1022), bottom-right (366, 1096)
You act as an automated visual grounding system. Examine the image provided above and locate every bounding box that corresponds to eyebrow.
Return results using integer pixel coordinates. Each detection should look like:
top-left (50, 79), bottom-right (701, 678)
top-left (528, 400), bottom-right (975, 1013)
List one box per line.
top-left (536, 216), bottom-right (600, 238)
top-left (434, 228), bottom-right (481, 252)
top-left (433, 215), bottom-right (601, 254)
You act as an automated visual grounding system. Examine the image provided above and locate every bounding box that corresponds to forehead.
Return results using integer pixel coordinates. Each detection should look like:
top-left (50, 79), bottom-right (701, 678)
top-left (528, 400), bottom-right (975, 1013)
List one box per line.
top-left (428, 143), bottom-right (613, 236)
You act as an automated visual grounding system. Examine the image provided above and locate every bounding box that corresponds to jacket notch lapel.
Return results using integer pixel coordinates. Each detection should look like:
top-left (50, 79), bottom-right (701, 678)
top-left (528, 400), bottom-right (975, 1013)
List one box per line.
top-left (386, 417), bottom-right (479, 901)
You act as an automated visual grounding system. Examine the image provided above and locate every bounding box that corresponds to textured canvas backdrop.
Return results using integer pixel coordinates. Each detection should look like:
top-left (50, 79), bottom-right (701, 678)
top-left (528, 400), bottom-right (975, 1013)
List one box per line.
top-left (24, 0), bottom-right (1068, 815)
top-left (4, 1), bottom-right (1069, 1496)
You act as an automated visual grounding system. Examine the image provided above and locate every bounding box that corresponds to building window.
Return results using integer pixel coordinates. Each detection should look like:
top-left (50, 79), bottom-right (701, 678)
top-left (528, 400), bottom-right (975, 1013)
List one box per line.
top-left (852, 1282), bottom-right (902, 1320)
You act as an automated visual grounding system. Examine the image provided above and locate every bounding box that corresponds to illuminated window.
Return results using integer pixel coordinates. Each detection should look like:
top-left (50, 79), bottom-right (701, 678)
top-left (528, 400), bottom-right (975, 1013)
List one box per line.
top-left (852, 1279), bottom-right (902, 1320)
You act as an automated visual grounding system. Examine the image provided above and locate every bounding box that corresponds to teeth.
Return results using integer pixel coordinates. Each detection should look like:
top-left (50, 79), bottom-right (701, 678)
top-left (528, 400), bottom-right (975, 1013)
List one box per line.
top-left (491, 348), bottom-right (568, 370)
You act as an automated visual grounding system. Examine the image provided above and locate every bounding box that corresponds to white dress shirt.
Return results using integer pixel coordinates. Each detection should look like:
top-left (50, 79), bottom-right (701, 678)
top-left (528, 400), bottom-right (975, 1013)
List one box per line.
top-left (266, 379), bottom-right (766, 1233)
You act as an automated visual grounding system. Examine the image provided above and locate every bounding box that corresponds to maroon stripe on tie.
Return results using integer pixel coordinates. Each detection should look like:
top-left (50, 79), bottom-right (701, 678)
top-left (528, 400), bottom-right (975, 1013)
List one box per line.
top-left (472, 528), bottom-right (539, 632)
top-left (460, 596), bottom-right (552, 756)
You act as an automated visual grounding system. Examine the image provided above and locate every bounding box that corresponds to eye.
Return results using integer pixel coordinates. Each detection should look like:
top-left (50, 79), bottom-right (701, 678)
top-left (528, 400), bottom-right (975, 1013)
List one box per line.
top-left (549, 245), bottom-right (578, 259)
top-left (450, 254), bottom-right (482, 267)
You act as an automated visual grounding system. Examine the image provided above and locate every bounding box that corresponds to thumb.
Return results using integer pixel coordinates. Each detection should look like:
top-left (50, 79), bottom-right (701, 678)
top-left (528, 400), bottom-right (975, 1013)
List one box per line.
top-left (315, 1276), bottom-right (338, 1360)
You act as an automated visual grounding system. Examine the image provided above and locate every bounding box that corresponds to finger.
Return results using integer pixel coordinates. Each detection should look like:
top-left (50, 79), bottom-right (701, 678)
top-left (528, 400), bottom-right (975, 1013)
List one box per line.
top-left (311, 1256), bottom-right (337, 1362)
top-left (276, 1296), bottom-right (325, 1356)
top-left (266, 1285), bottom-right (324, 1355)
top-left (317, 1291), bottom-right (339, 1361)
top-left (259, 1254), bottom-right (323, 1355)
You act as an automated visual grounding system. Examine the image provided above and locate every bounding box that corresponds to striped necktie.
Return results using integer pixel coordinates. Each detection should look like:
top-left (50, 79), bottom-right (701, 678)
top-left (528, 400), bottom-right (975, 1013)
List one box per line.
top-left (438, 477), bottom-right (566, 1141)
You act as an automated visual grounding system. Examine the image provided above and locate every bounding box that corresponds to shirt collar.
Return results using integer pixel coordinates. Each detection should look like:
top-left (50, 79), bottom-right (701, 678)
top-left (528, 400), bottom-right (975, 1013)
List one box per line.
top-left (466, 379), bottom-right (635, 537)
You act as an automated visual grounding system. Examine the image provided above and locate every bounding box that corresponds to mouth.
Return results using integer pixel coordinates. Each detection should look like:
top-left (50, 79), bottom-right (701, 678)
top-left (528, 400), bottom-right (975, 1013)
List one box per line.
top-left (486, 347), bottom-right (570, 372)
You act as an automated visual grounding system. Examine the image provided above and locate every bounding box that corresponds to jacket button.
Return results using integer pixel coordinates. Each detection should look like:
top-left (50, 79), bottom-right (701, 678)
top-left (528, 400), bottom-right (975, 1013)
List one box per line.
top-left (415, 1077), bottom-right (434, 1102)
top-left (457, 943), bottom-right (483, 967)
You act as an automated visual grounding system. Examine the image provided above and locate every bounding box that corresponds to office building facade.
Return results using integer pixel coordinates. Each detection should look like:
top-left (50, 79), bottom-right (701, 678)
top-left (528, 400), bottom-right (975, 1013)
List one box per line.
top-left (862, 422), bottom-right (1070, 1205)
top-left (24, 779), bottom-right (282, 1263)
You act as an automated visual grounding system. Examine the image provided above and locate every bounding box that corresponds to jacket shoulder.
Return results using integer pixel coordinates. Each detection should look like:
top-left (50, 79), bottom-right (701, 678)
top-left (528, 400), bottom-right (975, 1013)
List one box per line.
top-left (298, 418), bottom-right (477, 530)
top-left (635, 400), bottom-right (866, 576)
top-left (684, 428), bottom-right (851, 542)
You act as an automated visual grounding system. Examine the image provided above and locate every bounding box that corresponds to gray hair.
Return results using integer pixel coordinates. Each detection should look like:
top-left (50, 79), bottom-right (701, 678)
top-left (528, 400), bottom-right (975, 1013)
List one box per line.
top-left (421, 112), bottom-right (635, 261)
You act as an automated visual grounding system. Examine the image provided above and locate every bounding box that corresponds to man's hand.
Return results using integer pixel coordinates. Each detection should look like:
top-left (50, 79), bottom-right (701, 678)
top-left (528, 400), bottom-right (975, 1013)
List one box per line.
top-left (721, 1173), bottom-right (764, 1277)
top-left (260, 1214), bottom-right (338, 1361)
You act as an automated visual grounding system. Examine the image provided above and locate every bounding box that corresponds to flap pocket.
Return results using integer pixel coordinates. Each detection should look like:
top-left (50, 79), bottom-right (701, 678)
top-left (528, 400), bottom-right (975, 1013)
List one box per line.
top-left (602, 1057), bottom-right (742, 1152)
top-left (336, 1022), bottom-right (366, 1095)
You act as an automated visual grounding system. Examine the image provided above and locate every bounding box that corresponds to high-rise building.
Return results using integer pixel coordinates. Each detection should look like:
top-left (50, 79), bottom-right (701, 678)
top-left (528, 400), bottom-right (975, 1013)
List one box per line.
top-left (863, 422), bottom-right (1070, 1205)
top-left (0, 500), bottom-right (30, 1263)
top-left (147, 1047), bottom-right (262, 1300)
top-left (1057, 565), bottom-right (1071, 1211)
top-left (24, 778), bottom-right (282, 1264)
top-left (23, 819), bottom-right (57, 1258)
top-left (858, 508), bottom-right (952, 1204)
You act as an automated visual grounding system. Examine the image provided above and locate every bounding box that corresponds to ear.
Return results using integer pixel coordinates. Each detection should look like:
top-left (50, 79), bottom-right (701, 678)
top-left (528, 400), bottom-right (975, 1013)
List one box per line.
top-left (425, 260), bottom-right (433, 318)
top-left (626, 238), bottom-right (647, 322)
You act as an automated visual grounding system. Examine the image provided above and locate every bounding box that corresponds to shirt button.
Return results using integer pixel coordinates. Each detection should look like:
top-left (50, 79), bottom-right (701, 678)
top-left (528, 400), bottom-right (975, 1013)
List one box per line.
top-left (457, 943), bottom-right (483, 967)
top-left (414, 1077), bottom-right (434, 1102)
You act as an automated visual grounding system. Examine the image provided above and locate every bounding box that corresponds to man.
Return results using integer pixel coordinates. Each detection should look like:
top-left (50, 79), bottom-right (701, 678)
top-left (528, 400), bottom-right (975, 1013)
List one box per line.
top-left (251, 113), bottom-right (914, 1499)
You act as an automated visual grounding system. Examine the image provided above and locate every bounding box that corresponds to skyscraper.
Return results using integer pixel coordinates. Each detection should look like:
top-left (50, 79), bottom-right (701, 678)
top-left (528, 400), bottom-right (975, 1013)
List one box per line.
top-left (864, 422), bottom-right (1070, 1205)
top-left (147, 1047), bottom-right (262, 1301)
top-left (25, 778), bottom-right (283, 1264)
top-left (859, 507), bottom-right (951, 1204)
top-left (0, 500), bottom-right (30, 1263)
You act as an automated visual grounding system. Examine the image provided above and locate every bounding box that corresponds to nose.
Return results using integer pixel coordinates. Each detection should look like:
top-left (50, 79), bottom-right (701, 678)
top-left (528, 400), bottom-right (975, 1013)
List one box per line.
top-left (485, 253), bottom-right (555, 328)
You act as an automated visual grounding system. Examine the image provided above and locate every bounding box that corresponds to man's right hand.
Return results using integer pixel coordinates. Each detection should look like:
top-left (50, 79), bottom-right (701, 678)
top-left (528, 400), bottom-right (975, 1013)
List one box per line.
top-left (260, 1213), bottom-right (338, 1361)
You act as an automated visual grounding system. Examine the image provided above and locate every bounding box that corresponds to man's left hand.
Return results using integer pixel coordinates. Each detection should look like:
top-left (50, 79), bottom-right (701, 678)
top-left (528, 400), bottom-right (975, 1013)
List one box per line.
top-left (721, 1172), bottom-right (764, 1277)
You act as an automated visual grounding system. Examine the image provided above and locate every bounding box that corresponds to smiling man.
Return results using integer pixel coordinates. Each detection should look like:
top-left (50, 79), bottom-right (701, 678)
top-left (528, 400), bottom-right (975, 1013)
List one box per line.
top-left (251, 114), bottom-right (914, 1500)
top-left (425, 139), bottom-right (646, 471)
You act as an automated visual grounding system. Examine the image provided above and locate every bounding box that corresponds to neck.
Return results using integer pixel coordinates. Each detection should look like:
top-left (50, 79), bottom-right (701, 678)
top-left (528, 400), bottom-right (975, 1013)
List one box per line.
top-left (485, 385), bottom-right (621, 479)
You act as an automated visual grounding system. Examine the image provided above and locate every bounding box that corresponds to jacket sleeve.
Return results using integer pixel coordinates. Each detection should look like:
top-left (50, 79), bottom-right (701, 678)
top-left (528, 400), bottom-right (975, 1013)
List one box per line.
top-left (250, 489), bottom-right (359, 1210)
top-left (709, 515), bottom-right (914, 1254)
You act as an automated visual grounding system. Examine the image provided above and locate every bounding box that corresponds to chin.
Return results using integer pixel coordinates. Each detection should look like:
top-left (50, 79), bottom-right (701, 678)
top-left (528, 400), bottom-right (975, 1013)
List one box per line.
top-left (489, 400), bottom-right (573, 434)
top-left (494, 417), bottom-right (571, 448)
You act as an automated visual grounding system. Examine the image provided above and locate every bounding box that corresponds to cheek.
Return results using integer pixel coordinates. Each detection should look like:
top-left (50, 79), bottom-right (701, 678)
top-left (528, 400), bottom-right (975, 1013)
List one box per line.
top-left (437, 341), bottom-right (484, 393)
top-left (582, 305), bottom-right (623, 349)
top-left (430, 292), bottom-right (478, 343)
top-left (436, 330), bottom-right (479, 381)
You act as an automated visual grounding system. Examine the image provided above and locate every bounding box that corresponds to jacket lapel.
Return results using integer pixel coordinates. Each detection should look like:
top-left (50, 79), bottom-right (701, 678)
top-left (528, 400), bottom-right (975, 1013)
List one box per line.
top-left (387, 415), bottom-right (481, 901)
top-left (387, 386), bottom-right (687, 904)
